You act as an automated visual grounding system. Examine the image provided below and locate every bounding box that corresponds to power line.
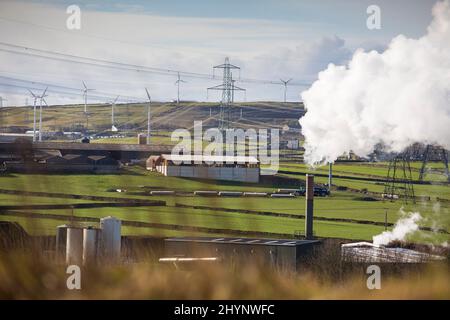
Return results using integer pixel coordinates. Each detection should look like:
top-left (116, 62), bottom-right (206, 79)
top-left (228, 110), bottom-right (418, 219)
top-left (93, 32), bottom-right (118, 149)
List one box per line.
top-left (0, 75), bottom-right (143, 102)
top-left (0, 42), bottom-right (311, 87)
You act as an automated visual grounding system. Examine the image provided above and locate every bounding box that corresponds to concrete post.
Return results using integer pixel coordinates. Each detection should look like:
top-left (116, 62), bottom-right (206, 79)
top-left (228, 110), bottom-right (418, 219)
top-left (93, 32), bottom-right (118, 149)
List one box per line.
top-left (305, 174), bottom-right (314, 240)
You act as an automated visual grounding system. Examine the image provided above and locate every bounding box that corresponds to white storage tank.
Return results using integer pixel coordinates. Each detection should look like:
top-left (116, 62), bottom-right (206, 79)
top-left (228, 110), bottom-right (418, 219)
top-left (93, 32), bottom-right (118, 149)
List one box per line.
top-left (100, 216), bottom-right (121, 262)
top-left (82, 226), bottom-right (100, 266)
top-left (66, 227), bottom-right (84, 265)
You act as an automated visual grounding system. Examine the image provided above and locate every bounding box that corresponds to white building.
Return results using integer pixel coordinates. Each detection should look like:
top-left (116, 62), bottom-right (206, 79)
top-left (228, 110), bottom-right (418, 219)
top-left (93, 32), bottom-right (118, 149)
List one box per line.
top-left (147, 154), bottom-right (260, 183)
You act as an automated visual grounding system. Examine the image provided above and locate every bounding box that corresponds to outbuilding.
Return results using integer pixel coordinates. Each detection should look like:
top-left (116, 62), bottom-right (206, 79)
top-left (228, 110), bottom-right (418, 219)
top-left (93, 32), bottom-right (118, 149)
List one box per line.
top-left (147, 154), bottom-right (260, 183)
top-left (163, 237), bottom-right (319, 271)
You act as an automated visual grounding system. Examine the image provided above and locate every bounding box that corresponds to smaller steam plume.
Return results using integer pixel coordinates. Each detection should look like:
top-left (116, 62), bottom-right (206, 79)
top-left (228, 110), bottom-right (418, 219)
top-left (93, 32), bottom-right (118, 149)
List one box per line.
top-left (373, 210), bottom-right (422, 246)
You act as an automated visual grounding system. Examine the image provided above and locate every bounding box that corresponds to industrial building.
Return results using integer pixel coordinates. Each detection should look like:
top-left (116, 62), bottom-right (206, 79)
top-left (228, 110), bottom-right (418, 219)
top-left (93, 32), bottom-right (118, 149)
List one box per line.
top-left (146, 154), bottom-right (260, 183)
top-left (4, 153), bottom-right (120, 173)
top-left (163, 237), bottom-right (319, 271)
top-left (341, 242), bottom-right (445, 263)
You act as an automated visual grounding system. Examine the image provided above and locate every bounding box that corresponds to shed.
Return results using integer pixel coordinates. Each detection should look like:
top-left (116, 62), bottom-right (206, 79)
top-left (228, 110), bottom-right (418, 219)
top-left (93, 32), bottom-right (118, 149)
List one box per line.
top-left (163, 237), bottom-right (319, 271)
top-left (148, 154), bottom-right (260, 183)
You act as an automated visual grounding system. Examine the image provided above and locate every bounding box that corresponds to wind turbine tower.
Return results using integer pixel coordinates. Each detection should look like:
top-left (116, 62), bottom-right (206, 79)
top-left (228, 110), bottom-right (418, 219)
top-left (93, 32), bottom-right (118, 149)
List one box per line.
top-left (37, 88), bottom-right (48, 142)
top-left (110, 95), bottom-right (120, 132)
top-left (81, 81), bottom-right (94, 113)
top-left (175, 72), bottom-right (186, 104)
top-left (280, 78), bottom-right (292, 103)
top-left (145, 88), bottom-right (151, 145)
top-left (28, 90), bottom-right (39, 142)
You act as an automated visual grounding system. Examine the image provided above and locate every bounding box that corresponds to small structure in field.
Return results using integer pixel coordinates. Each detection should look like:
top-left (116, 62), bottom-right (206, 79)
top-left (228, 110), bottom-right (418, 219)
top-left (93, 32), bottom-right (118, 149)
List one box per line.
top-left (146, 154), bottom-right (260, 183)
top-left (163, 237), bottom-right (319, 271)
top-left (341, 242), bottom-right (445, 263)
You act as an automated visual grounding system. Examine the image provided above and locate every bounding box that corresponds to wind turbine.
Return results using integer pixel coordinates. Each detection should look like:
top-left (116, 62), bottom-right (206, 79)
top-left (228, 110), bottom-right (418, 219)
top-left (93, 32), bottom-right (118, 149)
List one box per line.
top-left (38, 87), bottom-right (48, 142)
top-left (280, 78), bottom-right (292, 103)
top-left (81, 81), bottom-right (94, 113)
top-left (174, 72), bottom-right (186, 104)
top-left (28, 90), bottom-right (39, 142)
top-left (145, 88), bottom-right (151, 145)
top-left (110, 95), bottom-right (120, 132)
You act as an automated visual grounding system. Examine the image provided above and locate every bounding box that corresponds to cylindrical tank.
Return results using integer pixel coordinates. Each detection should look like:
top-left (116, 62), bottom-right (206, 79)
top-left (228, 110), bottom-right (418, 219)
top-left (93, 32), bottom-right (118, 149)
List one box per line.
top-left (82, 226), bottom-right (100, 266)
top-left (100, 216), bottom-right (121, 262)
top-left (56, 224), bottom-right (68, 260)
top-left (66, 227), bottom-right (83, 265)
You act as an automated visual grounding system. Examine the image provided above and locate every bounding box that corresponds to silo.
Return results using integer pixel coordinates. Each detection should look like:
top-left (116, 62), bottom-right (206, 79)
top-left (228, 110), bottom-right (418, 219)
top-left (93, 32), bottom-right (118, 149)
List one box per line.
top-left (56, 224), bottom-right (68, 261)
top-left (66, 227), bottom-right (83, 265)
top-left (82, 226), bottom-right (100, 266)
top-left (100, 216), bottom-right (121, 262)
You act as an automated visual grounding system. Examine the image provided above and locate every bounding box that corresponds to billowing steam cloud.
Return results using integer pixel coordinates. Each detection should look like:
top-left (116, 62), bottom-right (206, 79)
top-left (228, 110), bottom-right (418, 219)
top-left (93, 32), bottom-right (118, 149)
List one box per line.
top-left (300, 0), bottom-right (450, 165)
top-left (373, 210), bottom-right (422, 246)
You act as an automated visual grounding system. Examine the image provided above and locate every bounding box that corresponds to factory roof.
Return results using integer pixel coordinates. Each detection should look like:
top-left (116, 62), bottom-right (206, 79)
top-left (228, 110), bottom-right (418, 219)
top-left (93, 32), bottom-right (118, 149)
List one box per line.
top-left (161, 154), bottom-right (259, 164)
top-left (26, 141), bottom-right (173, 153)
top-left (165, 237), bottom-right (318, 247)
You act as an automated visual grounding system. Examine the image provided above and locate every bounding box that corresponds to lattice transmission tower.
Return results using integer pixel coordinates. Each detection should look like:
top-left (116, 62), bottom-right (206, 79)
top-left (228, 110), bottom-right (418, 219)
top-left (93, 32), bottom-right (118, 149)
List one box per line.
top-left (384, 149), bottom-right (415, 204)
top-left (419, 145), bottom-right (450, 183)
top-left (207, 57), bottom-right (245, 130)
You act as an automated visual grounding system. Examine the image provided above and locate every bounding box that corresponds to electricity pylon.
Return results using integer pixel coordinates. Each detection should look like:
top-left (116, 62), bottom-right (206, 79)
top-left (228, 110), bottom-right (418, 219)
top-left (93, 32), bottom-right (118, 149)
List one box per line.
top-left (207, 57), bottom-right (245, 130)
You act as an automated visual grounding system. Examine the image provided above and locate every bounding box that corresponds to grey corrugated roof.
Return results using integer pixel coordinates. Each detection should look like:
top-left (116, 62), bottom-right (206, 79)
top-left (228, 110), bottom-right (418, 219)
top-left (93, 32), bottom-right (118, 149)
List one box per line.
top-left (32, 141), bottom-right (172, 153)
top-left (165, 237), bottom-right (318, 247)
top-left (161, 154), bottom-right (259, 164)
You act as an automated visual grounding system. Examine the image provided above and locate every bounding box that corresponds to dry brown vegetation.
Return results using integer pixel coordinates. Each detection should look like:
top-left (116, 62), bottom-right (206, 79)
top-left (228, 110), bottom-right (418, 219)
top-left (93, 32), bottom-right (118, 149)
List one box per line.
top-left (0, 238), bottom-right (448, 300)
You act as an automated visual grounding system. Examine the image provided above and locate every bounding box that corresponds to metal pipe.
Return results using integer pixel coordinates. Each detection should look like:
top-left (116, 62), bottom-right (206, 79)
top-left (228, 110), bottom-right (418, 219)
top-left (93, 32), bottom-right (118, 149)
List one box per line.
top-left (328, 162), bottom-right (333, 194)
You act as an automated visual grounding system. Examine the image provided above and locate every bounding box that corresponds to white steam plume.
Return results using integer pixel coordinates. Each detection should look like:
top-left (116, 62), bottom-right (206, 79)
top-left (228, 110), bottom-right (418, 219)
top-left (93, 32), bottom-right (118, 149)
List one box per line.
top-left (300, 0), bottom-right (450, 165)
top-left (373, 210), bottom-right (422, 246)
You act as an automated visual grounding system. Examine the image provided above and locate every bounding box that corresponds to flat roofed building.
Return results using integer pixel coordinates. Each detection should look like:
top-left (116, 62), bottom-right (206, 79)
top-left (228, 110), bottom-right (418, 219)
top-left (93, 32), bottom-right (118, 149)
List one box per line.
top-left (163, 237), bottom-right (319, 271)
top-left (147, 154), bottom-right (260, 183)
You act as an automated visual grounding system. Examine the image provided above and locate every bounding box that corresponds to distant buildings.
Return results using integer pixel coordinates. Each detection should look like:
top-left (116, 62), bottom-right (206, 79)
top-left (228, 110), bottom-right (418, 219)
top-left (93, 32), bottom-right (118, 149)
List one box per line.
top-left (4, 153), bottom-right (120, 173)
top-left (147, 154), bottom-right (260, 183)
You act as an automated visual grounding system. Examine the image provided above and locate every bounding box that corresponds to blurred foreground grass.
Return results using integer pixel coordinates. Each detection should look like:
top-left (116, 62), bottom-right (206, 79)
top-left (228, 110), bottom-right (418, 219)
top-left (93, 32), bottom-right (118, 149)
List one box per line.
top-left (0, 250), bottom-right (448, 299)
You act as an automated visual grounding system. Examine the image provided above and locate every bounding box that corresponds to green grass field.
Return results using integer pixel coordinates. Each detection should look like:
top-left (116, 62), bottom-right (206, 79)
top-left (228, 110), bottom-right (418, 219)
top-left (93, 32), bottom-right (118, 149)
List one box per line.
top-left (0, 164), bottom-right (448, 243)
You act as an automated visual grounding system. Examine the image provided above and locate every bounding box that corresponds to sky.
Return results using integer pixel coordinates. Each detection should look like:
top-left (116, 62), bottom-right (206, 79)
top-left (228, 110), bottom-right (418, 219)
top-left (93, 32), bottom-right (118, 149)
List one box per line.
top-left (0, 0), bottom-right (438, 106)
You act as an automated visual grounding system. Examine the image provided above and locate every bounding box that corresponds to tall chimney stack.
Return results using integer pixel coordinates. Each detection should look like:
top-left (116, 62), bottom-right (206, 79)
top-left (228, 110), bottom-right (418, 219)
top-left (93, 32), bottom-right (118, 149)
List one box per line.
top-left (305, 174), bottom-right (314, 239)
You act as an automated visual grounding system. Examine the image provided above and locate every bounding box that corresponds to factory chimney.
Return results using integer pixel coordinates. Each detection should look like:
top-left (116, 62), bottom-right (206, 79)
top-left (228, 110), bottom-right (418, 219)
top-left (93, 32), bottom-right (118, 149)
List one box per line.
top-left (305, 174), bottom-right (314, 239)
